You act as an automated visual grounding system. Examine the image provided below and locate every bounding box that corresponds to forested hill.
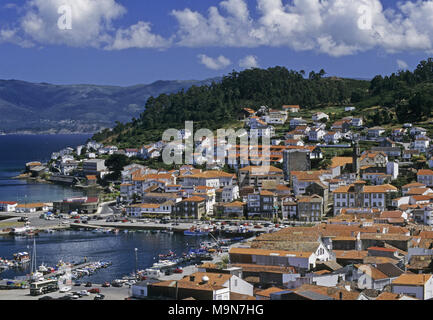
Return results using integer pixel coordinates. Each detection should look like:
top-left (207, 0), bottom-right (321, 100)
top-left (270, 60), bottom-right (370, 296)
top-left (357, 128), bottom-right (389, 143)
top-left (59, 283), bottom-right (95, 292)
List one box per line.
top-left (365, 58), bottom-right (433, 124)
top-left (93, 58), bottom-right (433, 147)
top-left (93, 67), bottom-right (369, 146)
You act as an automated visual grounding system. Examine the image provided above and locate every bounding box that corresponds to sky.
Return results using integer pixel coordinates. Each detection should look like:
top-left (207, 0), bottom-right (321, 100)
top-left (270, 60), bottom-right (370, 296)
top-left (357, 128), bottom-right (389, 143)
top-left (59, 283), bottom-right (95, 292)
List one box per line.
top-left (0, 0), bottom-right (432, 86)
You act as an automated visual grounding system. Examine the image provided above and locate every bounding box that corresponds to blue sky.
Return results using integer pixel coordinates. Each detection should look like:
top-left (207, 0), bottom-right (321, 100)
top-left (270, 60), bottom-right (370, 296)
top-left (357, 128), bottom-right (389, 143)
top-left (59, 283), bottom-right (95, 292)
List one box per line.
top-left (0, 0), bottom-right (432, 86)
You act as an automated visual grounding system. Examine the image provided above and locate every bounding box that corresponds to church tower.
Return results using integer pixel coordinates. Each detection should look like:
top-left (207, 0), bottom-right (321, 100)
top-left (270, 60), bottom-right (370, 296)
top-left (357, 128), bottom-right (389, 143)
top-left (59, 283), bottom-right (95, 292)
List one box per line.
top-left (352, 140), bottom-right (360, 179)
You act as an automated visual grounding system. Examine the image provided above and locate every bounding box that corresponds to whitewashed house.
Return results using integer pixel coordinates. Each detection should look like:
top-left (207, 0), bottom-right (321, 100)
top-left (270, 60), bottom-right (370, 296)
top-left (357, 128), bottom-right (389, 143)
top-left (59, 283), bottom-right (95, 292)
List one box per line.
top-left (368, 127), bottom-right (385, 138)
top-left (290, 118), bottom-right (307, 128)
top-left (125, 149), bottom-right (139, 158)
top-left (312, 112), bottom-right (329, 122)
top-left (324, 131), bottom-right (342, 144)
top-left (308, 128), bottom-right (326, 142)
top-left (410, 127), bottom-right (427, 137)
top-left (126, 201), bottom-right (174, 218)
top-left (264, 109), bottom-right (288, 125)
top-left (413, 137), bottom-right (430, 153)
top-left (0, 201), bottom-right (18, 212)
top-left (417, 169), bottom-right (433, 187)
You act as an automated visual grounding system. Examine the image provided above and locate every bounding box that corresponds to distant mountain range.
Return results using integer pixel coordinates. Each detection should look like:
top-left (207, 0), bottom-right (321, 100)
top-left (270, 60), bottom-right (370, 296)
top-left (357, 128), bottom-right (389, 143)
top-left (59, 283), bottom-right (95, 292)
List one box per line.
top-left (0, 77), bottom-right (221, 134)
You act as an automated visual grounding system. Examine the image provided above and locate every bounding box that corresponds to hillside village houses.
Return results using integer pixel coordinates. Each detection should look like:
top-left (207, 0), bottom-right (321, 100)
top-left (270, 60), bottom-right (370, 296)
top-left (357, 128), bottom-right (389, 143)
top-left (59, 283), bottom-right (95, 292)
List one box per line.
top-left (10, 103), bottom-right (433, 300)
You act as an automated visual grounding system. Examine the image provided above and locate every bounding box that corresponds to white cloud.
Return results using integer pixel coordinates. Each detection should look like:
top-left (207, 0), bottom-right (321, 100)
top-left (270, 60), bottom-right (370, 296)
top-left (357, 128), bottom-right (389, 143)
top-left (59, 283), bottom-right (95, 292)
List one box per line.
top-left (171, 0), bottom-right (433, 57)
top-left (239, 55), bottom-right (259, 69)
top-left (107, 21), bottom-right (171, 50)
top-left (0, 28), bottom-right (34, 48)
top-left (1, 0), bottom-right (169, 49)
top-left (20, 0), bottom-right (126, 48)
top-left (3, 0), bottom-right (433, 57)
top-left (397, 59), bottom-right (409, 69)
top-left (198, 54), bottom-right (231, 70)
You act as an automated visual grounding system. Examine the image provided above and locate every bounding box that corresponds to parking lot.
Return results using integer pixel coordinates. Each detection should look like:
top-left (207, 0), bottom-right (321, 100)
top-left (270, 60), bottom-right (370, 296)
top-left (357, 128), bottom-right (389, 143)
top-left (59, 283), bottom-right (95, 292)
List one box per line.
top-left (0, 283), bottom-right (131, 300)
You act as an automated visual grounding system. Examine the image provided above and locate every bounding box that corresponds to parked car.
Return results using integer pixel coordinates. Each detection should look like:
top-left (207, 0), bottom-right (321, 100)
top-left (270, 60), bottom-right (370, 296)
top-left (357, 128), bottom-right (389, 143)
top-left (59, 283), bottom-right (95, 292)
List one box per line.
top-left (82, 220), bottom-right (88, 224)
top-left (94, 294), bottom-right (105, 300)
top-left (18, 217), bottom-right (29, 222)
top-left (88, 288), bottom-right (100, 294)
top-left (173, 268), bottom-right (183, 274)
top-left (102, 282), bottom-right (111, 287)
top-left (59, 286), bottom-right (71, 293)
top-left (73, 281), bottom-right (81, 286)
top-left (85, 282), bottom-right (92, 287)
top-left (74, 220), bottom-right (80, 224)
top-left (79, 290), bottom-right (90, 296)
top-left (111, 281), bottom-right (123, 287)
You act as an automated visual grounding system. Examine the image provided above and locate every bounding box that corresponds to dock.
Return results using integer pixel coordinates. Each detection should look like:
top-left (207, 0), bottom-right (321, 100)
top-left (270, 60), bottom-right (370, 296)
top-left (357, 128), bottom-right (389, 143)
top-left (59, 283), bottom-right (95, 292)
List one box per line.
top-left (43, 261), bottom-right (98, 279)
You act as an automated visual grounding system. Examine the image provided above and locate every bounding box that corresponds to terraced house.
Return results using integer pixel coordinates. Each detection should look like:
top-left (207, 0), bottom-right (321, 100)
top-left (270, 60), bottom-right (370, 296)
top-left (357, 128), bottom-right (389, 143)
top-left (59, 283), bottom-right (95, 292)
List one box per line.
top-left (126, 201), bottom-right (174, 218)
top-left (297, 195), bottom-right (324, 222)
top-left (180, 170), bottom-right (234, 189)
top-left (238, 165), bottom-right (284, 188)
top-left (417, 169), bottom-right (433, 187)
top-left (174, 196), bottom-right (206, 219)
top-left (247, 190), bottom-right (278, 218)
top-left (332, 181), bottom-right (398, 215)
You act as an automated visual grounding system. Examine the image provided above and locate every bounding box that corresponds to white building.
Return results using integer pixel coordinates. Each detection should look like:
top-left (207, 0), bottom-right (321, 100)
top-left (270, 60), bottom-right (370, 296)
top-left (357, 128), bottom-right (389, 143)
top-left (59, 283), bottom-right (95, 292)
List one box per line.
top-left (324, 131), bottom-right (342, 144)
top-left (126, 201), bottom-right (174, 217)
top-left (312, 112), bottom-right (329, 122)
top-left (290, 118), bottom-right (307, 128)
top-left (417, 169), bottom-right (433, 187)
top-left (0, 201), bottom-right (18, 212)
top-left (413, 137), bottom-right (430, 153)
top-left (16, 203), bottom-right (50, 213)
top-left (217, 185), bottom-right (239, 203)
top-left (308, 128), bottom-right (326, 142)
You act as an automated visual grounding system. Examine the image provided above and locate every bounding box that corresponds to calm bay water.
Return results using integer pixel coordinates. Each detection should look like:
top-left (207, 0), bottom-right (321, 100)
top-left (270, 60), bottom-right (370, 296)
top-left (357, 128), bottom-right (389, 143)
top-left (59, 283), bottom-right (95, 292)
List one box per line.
top-left (0, 134), bottom-right (91, 202)
top-left (0, 134), bottom-right (205, 283)
top-left (0, 231), bottom-right (203, 282)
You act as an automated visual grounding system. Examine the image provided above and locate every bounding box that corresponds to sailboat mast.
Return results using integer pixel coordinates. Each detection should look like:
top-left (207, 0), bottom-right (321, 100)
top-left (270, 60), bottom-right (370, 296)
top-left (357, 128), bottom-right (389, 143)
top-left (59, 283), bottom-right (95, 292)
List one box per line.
top-left (31, 238), bottom-right (36, 273)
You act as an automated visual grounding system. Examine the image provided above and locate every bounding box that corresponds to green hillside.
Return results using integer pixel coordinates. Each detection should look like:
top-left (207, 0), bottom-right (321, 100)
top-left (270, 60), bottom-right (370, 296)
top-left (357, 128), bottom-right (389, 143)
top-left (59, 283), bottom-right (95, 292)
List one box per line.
top-left (93, 67), bottom-right (369, 146)
top-left (93, 58), bottom-right (433, 147)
